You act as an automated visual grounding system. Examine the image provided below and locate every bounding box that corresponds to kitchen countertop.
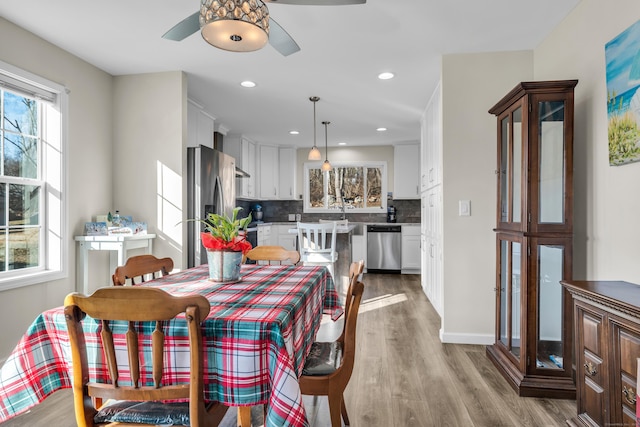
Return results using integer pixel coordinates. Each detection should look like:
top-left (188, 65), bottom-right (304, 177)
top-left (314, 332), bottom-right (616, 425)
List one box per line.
top-left (255, 221), bottom-right (420, 226)
top-left (286, 224), bottom-right (356, 234)
top-left (248, 222), bottom-right (419, 236)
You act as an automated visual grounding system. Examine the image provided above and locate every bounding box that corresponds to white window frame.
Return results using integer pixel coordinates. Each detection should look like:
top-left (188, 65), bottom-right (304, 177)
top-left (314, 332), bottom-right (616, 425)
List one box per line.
top-left (303, 161), bottom-right (387, 214)
top-left (0, 60), bottom-right (68, 291)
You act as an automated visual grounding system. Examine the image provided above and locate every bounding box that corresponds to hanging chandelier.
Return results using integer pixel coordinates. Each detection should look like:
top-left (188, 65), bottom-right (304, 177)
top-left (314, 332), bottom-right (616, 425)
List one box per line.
top-left (199, 0), bottom-right (270, 52)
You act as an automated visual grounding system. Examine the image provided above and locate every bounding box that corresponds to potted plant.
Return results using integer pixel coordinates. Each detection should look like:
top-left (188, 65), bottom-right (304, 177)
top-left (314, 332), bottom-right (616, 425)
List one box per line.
top-left (198, 207), bottom-right (252, 282)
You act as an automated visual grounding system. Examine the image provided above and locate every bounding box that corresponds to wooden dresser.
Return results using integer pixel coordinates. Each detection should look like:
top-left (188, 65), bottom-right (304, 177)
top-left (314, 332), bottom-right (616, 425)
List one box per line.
top-left (561, 280), bottom-right (640, 426)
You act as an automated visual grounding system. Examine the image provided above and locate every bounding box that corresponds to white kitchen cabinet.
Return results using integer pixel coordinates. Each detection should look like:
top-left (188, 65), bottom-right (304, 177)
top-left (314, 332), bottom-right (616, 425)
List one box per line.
top-left (422, 82), bottom-right (442, 191)
top-left (259, 145), bottom-right (279, 199)
top-left (420, 82), bottom-right (443, 316)
top-left (258, 145), bottom-right (297, 200)
top-left (241, 139), bottom-right (256, 199)
top-left (257, 224), bottom-right (272, 246)
top-left (271, 224), bottom-right (297, 251)
top-left (394, 144), bottom-right (420, 199)
top-left (278, 147), bottom-right (296, 200)
top-left (401, 225), bottom-right (421, 271)
top-left (224, 135), bottom-right (257, 199)
top-left (187, 99), bottom-right (214, 148)
top-left (422, 185), bottom-right (443, 316)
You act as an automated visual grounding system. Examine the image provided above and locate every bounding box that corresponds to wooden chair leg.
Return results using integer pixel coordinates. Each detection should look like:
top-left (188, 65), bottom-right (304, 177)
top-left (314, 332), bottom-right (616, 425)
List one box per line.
top-left (328, 393), bottom-right (343, 427)
top-left (209, 404), bottom-right (230, 425)
top-left (237, 406), bottom-right (252, 427)
top-left (341, 394), bottom-right (350, 426)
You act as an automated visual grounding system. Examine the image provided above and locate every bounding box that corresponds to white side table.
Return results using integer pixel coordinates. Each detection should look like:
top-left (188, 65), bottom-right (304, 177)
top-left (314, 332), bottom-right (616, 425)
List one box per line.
top-left (74, 234), bottom-right (156, 294)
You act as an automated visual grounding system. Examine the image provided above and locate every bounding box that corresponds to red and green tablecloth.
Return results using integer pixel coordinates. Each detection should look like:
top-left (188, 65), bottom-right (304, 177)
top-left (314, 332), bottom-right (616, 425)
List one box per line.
top-left (0, 264), bottom-right (342, 427)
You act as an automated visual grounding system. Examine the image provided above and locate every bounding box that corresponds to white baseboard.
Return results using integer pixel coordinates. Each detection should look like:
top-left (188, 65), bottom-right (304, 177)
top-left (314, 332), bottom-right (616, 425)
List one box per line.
top-left (439, 329), bottom-right (494, 345)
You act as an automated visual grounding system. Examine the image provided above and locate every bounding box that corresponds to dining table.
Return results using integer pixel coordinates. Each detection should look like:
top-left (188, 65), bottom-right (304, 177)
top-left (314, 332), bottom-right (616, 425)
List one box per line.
top-left (0, 263), bottom-right (342, 427)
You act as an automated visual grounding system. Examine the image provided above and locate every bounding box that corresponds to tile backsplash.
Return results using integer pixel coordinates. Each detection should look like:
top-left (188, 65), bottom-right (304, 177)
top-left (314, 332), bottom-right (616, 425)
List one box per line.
top-left (236, 199), bottom-right (420, 223)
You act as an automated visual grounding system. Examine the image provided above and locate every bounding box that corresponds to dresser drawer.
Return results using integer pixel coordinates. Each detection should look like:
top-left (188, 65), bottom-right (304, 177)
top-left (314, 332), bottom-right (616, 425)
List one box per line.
top-left (582, 309), bottom-right (604, 358)
top-left (620, 375), bottom-right (637, 414)
top-left (583, 351), bottom-right (604, 387)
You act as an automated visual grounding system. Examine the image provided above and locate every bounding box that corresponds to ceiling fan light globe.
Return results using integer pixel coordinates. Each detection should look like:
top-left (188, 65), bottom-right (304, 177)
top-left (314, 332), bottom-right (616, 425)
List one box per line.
top-left (201, 20), bottom-right (268, 52)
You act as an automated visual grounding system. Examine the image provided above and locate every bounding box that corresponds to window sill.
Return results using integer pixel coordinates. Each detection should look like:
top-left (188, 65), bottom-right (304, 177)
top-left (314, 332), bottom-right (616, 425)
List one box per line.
top-left (0, 268), bottom-right (68, 292)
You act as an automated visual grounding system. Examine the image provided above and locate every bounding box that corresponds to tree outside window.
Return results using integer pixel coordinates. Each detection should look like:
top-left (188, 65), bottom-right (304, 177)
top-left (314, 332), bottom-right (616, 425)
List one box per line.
top-left (0, 60), bottom-right (66, 290)
top-left (1, 90), bottom-right (42, 272)
top-left (304, 162), bottom-right (386, 213)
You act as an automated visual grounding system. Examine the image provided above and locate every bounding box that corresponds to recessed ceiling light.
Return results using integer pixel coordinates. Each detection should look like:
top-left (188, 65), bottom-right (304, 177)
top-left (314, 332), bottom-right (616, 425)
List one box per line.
top-left (240, 80), bottom-right (256, 88)
top-left (376, 127), bottom-right (387, 132)
top-left (378, 72), bottom-right (394, 80)
top-left (289, 130), bottom-right (299, 135)
top-left (338, 142), bottom-right (347, 146)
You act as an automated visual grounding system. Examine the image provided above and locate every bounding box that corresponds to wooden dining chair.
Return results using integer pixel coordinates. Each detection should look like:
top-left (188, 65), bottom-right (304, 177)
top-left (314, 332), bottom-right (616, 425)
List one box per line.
top-left (296, 221), bottom-right (338, 277)
top-left (244, 245), bottom-right (300, 265)
top-left (341, 260), bottom-right (364, 335)
top-left (64, 286), bottom-right (227, 427)
top-left (299, 278), bottom-right (365, 427)
top-left (111, 254), bottom-right (174, 286)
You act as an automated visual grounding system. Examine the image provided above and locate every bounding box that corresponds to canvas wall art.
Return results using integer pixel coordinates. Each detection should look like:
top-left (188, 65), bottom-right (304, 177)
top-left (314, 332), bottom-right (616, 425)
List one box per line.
top-left (605, 18), bottom-right (640, 166)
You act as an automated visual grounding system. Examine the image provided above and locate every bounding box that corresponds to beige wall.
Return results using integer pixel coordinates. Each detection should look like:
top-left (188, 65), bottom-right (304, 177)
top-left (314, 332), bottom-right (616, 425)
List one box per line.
top-left (534, 0), bottom-right (640, 283)
top-left (0, 18), bottom-right (114, 357)
top-left (113, 72), bottom-right (188, 270)
top-left (440, 51), bottom-right (533, 343)
top-left (0, 22), bottom-right (189, 360)
top-left (438, 0), bottom-right (640, 343)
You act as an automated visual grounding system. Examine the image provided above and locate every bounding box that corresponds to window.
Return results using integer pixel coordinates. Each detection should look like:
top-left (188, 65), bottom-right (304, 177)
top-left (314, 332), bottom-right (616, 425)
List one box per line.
top-left (303, 161), bottom-right (387, 213)
top-left (0, 60), bottom-right (67, 291)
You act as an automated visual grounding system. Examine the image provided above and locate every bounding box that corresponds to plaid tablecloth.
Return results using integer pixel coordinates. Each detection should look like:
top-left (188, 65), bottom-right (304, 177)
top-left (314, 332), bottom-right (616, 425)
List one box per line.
top-left (0, 264), bottom-right (342, 427)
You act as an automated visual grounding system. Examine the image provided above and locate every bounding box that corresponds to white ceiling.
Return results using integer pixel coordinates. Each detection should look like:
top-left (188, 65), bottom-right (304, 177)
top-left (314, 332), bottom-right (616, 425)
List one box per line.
top-left (0, 0), bottom-right (580, 148)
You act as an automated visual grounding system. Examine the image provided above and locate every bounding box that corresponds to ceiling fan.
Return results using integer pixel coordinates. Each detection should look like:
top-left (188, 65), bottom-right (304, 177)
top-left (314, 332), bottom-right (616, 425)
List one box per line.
top-left (162, 0), bottom-right (366, 57)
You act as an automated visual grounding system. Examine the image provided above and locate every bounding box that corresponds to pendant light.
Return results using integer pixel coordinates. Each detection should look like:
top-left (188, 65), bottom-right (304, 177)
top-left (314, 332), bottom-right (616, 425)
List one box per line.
top-left (321, 121), bottom-right (332, 172)
top-left (307, 96), bottom-right (322, 160)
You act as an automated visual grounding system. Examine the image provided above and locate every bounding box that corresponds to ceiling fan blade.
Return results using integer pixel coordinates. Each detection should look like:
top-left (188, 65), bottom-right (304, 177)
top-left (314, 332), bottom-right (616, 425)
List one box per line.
top-left (162, 12), bottom-right (200, 41)
top-left (265, 0), bottom-right (365, 4)
top-left (269, 18), bottom-right (301, 56)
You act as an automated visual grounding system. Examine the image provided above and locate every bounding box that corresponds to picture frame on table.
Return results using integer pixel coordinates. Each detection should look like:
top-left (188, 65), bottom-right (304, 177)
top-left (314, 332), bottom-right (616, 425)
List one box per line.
top-left (84, 222), bottom-right (108, 236)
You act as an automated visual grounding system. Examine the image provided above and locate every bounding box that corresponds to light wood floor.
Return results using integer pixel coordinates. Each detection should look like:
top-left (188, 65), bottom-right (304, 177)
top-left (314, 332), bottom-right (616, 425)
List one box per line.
top-left (2, 273), bottom-right (576, 426)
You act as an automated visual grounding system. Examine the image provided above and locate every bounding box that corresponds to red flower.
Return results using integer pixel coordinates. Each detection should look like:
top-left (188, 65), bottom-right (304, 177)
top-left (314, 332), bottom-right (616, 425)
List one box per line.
top-left (201, 232), bottom-right (253, 254)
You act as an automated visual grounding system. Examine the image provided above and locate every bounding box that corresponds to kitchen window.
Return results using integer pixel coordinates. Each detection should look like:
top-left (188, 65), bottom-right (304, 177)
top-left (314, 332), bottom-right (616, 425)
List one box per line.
top-left (303, 161), bottom-right (387, 213)
top-left (0, 61), bottom-right (67, 291)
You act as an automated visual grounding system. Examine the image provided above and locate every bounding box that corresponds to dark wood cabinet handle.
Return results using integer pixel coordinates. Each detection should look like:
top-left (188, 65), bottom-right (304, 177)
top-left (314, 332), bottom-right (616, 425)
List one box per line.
top-left (584, 362), bottom-right (597, 376)
top-left (623, 386), bottom-right (637, 405)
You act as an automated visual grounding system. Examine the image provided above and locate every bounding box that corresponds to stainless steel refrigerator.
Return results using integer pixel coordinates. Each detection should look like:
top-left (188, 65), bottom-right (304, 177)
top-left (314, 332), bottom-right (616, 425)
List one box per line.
top-left (187, 145), bottom-right (236, 268)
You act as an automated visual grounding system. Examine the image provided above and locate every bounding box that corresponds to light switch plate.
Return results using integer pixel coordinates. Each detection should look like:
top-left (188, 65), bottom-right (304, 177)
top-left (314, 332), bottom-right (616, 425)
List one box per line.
top-left (288, 214), bottom-right (295, 221)
top-left (459, 200), bottom-right (471, 216)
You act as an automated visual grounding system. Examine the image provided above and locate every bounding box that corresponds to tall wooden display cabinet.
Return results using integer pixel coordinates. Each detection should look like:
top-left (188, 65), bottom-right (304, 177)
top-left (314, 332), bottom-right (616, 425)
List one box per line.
top-left (486, 80), bottom-right (578, 399)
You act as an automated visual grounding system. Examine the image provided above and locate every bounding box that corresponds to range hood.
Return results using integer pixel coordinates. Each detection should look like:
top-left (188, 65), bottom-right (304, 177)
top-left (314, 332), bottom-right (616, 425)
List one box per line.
top-left (235, 167), bottom-right (250, 178)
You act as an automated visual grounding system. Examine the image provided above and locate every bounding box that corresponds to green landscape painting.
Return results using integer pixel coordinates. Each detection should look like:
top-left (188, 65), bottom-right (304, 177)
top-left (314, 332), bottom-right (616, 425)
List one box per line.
top-left (606, 19), bottom-right (640, 166)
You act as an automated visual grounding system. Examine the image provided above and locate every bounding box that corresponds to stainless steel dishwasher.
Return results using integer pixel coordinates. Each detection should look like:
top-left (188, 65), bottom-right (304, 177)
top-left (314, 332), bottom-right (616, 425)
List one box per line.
top-left (367, 224), bottom-right (401, 273)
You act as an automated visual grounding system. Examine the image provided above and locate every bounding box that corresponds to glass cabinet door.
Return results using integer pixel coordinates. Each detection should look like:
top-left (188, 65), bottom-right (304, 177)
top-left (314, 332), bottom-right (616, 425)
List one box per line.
top-left (497, 235), bottom-right (522, 361)
top-left (538, 100), bottom-right (565, 225)
top-left (497, 103), bottom-right (523, 228)
top-left (533, 238), bottom-right (572, 375)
